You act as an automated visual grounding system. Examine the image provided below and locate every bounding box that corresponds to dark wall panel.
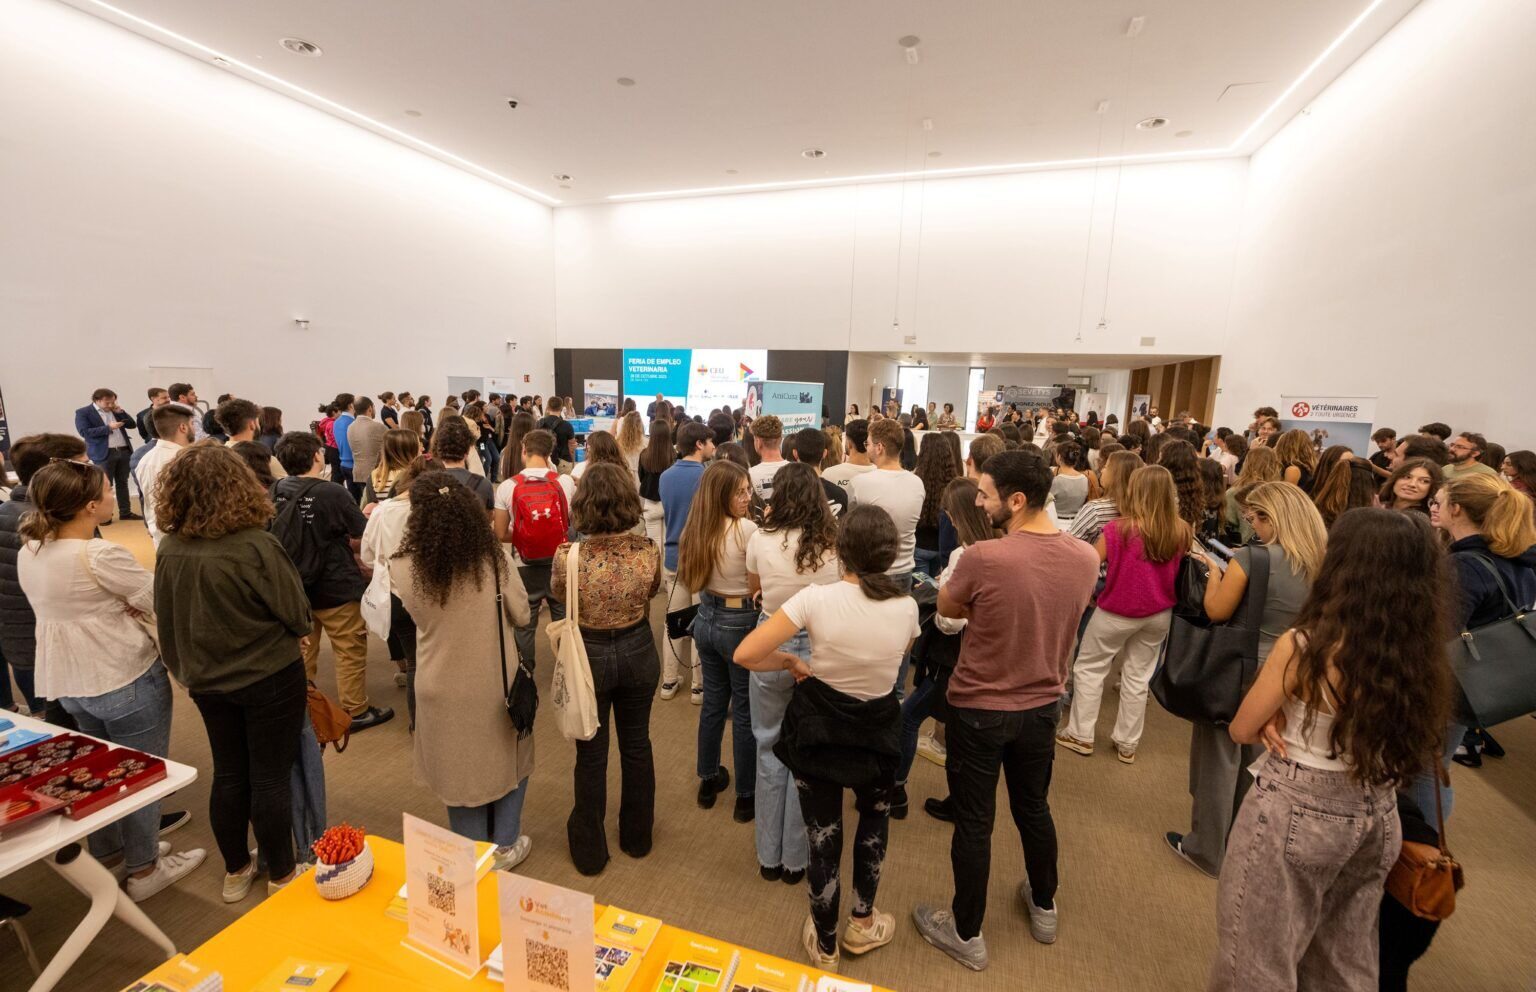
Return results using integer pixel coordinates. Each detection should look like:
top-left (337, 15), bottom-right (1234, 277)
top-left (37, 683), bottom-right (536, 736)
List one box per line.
top-left (553, 349), bottom-right (622, 404)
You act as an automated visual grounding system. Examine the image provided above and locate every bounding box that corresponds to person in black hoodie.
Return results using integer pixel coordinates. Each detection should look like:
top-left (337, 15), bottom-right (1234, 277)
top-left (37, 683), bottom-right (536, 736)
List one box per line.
top-left (735, 506), bottom-right (919, 971)
top-left (1422, 473), bottom-right (1536, 807)
top-left (1377, 794), bottom-right (1444, 992)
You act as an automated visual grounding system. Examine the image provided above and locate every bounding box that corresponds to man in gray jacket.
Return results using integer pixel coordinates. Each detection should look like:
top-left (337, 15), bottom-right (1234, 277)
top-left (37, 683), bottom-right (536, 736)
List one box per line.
top-left (346, 396), bottom-right (387, 501)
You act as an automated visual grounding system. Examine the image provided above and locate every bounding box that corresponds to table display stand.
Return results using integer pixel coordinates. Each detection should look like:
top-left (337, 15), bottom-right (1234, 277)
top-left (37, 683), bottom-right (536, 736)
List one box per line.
top-left (29, 842), bottom-right (177, 992)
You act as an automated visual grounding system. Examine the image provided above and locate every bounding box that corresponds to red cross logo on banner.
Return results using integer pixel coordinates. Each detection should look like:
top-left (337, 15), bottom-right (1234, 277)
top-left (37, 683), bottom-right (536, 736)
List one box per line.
top-left (1291, 402), bottom-right (1311, 418)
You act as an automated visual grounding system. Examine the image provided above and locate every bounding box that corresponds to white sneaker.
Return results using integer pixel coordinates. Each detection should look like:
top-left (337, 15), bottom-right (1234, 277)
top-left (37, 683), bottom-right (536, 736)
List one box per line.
top-left (493, 836), bottom-right (532, 872)
top-left (802, 914), bottom-right (839, 971)
top-left (690, 686), bottom-right (704, 706)
top-left (223, 853), bottom-right (259, 903)
top-left (109, 841), bottom-right (172, 882)
top-left (126, 849), bottom-right (206, 902)
top-left (267, 862), bottom-right (313, 896)
top-left (916, 736), bottom-right (948, 767)
top-left (658, 680), bottom-right (680, 701)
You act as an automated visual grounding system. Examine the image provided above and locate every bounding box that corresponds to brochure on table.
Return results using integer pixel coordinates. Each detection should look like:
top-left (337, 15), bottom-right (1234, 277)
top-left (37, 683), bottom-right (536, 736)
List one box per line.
top-left (401, 812), bottom-right (482, 976)
top-left (495, 871), bottom-right (597, 992)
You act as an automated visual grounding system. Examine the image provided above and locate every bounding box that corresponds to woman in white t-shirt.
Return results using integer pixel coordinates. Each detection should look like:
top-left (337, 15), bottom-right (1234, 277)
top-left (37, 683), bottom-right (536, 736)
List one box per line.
top-left (734, 505), bottom-right (918, 970)
top-left (743, 463), bottom-right (841, 887)
top-left (678, 460), bottom-right (759, 818)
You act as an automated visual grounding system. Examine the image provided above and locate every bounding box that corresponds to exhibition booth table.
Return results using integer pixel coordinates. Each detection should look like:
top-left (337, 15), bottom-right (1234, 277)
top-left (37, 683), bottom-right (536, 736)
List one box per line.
top-left (0, 710), bottom-right (196, 992)
top-left (152, 836), bottom-right (893, 991)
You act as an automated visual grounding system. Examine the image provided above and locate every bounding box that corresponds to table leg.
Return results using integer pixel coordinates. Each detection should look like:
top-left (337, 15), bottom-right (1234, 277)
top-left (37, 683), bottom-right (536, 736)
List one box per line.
top-left (28, 844), bottom-right (176, 992)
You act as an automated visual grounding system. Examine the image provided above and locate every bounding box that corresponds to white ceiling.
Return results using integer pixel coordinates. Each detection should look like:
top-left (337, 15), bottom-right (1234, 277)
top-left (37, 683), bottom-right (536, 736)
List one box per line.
top-left (66, 0), bottom-right (1421, 204)
top-left (870, 351), bottom-right (1204, 370)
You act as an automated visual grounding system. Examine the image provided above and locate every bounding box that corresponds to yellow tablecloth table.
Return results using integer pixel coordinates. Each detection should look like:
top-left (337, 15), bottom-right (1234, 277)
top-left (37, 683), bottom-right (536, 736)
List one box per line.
top-left (173, 835), bottom-right (890, 990)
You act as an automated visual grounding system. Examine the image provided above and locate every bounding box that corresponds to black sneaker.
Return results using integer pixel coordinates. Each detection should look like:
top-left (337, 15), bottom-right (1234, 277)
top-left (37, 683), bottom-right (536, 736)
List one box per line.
top-left (781, 867), bottom-right (805, 886)
top-left (760, 864), bottom-right (783, 882)
top-left (1479, 729), bottom-right (1506, 759)
top-left (120, 512), bottom-right (144, 521)
top-left (924, 797), bottom-right (955, 822)
top-left (349, 706), bottom-right (395, 732)
top-left (733, 795), bottom-right (755, 823)
top-left (890, 784), bottom-right (909, 820)
top-left (697, 768), bottom-right (730, 809)
top-left (159, 810), bottom-right (191, 836)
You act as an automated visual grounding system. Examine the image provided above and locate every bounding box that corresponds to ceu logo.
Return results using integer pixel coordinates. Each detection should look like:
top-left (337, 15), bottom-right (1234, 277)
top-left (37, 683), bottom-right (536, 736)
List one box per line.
top-left (1291, 402), bottom-right (1311, 418)
top-left (519, 896), bottom-right (535, 913)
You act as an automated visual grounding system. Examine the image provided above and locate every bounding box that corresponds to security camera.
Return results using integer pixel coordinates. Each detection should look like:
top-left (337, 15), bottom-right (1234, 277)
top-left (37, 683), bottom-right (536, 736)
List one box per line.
top-left (506, 98), bottom-right (519, 110)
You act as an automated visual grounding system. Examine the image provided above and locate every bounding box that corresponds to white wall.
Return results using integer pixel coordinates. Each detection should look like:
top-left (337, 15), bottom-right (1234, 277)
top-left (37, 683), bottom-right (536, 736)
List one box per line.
top-left (1217, 0), bottom-right (1536, 447)
top-left (556, 160), bottom-right (1248, 359)
top-left (0, 0), bottom-right (555, 438)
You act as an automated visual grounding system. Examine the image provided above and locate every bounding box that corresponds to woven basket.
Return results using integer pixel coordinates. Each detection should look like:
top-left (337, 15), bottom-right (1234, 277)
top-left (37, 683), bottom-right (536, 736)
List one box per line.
top-left (313, 841), bottom-right (374, 900)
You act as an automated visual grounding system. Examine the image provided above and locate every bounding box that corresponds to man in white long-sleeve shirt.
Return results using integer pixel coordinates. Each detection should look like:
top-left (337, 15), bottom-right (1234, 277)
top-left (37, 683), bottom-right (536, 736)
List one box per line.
top-left (135, 405), bottom-right (195, 547)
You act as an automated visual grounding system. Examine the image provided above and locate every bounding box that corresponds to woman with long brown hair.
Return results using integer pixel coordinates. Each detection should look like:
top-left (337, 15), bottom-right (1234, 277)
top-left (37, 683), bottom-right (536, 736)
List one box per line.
top-left (913, 435), bottom-right (961, 576)
top-left (572, 429), bottom-right (631, 484)
top-left (1500, 449), bottom-right (1536, 496)
top-left (19, 461), bottom-right (206, 899)
top-left (638, 421), bottom-right (675, 550)
top-left (616, 410), bottom-right (646, 474)
top-left (370, 428), bottom-right (422, 499)
top-left (498, 410), bottom-right (537, 480)
top-left (391, 471), bottom-right (533, 866)
top-left (744, 462), bottom-right (840, 884)
top-left (1275, 429), bottom-right (1318, 492)
top-left (1308, 445), bottom-right (1356, 526)
top-left (153, 445), bottom-right (312, 901)
top-left (1379, 457), bottom-right (1442, 514)
top-left (1210, 509), bottom-right (1452, 992)
top-left (1157, 439), bottom-right (1205, 531)
top-left (1060, 465), bottom-right (1190, 761)
top-left (678, 460), bottom-right (758, 817)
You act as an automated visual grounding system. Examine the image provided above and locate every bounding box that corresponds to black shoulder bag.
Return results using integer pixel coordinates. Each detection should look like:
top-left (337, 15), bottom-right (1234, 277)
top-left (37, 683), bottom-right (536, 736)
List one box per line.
top-left (1151, 544), bottom-right (1271, 725)
top-left (496, 584), bottom-right (539, 737)
top-left (1448, 555), bottom-right (1536, 728)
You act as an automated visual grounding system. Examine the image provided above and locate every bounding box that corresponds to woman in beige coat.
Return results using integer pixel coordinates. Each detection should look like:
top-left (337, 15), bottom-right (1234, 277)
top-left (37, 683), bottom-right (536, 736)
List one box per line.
top-left (390, 470), bottom-right (534, 867)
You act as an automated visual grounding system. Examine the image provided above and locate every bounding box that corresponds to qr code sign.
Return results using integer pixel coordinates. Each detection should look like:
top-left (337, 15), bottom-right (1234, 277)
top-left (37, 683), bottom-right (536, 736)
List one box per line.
top-left (526, 937), bottom-right (570, 990)
top-left (425, 873), bottom-right (455, 915)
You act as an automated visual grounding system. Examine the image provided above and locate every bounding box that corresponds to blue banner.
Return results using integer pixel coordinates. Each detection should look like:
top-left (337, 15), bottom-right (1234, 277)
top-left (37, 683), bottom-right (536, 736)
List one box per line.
top-left (622, 349), bottom-right (691, 404)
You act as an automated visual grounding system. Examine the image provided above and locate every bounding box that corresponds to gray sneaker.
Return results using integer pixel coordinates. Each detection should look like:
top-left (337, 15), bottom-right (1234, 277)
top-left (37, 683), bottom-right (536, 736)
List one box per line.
top-left (1018, 879), bottom-right (1059, 944)
top-left (912, 904), bottom-right (988, 971)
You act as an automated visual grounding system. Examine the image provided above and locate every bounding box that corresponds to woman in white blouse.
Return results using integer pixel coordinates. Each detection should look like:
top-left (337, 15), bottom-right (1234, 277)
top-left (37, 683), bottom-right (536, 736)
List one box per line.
top-left (361, 454), bottom-right (429, 729)
top-left (16, 461), bottom-right (205, 900)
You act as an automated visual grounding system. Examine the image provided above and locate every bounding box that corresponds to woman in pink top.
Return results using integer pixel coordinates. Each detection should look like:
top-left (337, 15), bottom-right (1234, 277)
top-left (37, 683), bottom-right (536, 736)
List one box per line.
top-left (1058, 466), bottom-right (1191, 761)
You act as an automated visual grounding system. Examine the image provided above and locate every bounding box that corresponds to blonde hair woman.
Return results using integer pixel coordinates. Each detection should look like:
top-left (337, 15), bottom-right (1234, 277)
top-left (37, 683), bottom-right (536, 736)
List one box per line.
top-left (1274, 430), bottom-right (1318, 491)
top-left (678, 460), bottom-right (758, 817)
top-left (1060, 465), bottom-right (1191, 761)
top-left (1224, 445), bottom-right (1282, 543)
top-left (616, 411), bottom-right (646, 475)
top-left (1166, 482), bottom-right (1327, 876)
top-left (371, 429), bottom-right (422, 500)
top-left (399, 409), bottom-right (425, 440)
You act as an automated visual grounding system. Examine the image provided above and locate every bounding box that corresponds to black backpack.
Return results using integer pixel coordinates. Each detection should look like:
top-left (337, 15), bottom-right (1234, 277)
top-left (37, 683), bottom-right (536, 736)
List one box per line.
top-left (269, 478), bottom-right (329, 590)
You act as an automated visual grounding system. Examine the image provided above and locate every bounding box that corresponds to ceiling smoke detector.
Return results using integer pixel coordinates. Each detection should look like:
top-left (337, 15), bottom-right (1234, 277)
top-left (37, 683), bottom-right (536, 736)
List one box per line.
top-left (1135, 116), bottom-right (1169, 130)
top-left (552, 174), bottom-right (571, 182)
top-left (404, 109), bottom-right (423, 118)
top-left (801, 148), bottom-right (826, 160)
top-left (279, 38), bottom-right (323, 57)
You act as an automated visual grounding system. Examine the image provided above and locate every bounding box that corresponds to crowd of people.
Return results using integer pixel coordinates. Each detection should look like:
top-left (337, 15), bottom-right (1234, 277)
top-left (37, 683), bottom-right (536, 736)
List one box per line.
top-left (3, 382), bottom-right (1534, 989)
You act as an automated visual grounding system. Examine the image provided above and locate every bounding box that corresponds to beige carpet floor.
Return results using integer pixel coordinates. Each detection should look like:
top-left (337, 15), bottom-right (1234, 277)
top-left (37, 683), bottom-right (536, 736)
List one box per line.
top-left (3, 520), bottom-right (1533, 991)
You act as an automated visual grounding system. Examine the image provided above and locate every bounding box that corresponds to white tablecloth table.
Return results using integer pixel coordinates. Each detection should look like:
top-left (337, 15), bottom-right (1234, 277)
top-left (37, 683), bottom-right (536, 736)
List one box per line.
top-left (0, 710), bottom-right (197, 992)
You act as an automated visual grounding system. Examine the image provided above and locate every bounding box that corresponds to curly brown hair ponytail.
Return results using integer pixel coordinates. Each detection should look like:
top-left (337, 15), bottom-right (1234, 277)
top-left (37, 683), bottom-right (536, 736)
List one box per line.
top-left (394, 470), bottom-right (504, 606)
top-left (760, 462), bottom-right (837, 573)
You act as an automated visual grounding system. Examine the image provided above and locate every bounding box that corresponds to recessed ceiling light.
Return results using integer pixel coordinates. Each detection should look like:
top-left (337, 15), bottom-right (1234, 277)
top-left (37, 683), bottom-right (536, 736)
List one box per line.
top-left (616, 77), bottom-right (636, 87)
top-left (897, 35), bottom-right (921, 48)
top-left (404, 109), bottom-right (423, 118)
top-left (552, 173), bottom-right (571, 182)
top-left (801, 148), bottom-right (826, 160)
top-left (279, 37), bottom-right (322, 57)
top-left (927, 150), bottom-right (942, 158)
top-left (725, 169), bottom-right (738, 175)
top-left (1135, 116), bottom-right (1169, 130)
top-left (1175, 129), bottom-right (1193, 138)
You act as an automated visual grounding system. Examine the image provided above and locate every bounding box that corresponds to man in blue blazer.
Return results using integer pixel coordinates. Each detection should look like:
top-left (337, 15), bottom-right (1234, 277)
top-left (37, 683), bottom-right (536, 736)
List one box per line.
top-left (73, 388), bottom-right (140, 521)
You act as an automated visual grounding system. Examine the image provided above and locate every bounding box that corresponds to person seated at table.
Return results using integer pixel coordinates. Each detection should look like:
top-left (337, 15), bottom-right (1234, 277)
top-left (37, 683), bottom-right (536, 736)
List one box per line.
top-left (934, 403), bottom-right (959, 431)
top-left (391, 471), bottom-right (535, 870)
top-left (17, 461), bottom-right (205, 902)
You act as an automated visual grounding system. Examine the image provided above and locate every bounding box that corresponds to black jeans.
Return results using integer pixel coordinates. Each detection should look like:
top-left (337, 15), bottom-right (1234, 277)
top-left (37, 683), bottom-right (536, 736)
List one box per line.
top-left (1378, 895), bottom-right (1439, 992)
top-left (190, 661), bottom-right (307, 878)
top-left (515, 559), bottom-right (567, 667)
top-left (946, 699), bottom-right (1061, 940)
top-left (568, 622), bottom-right (659, 875)
top-left (337, 465), bottom-right (362, 503)
top-left (796, 773), bottom-right (893, 955)
top-left (97, 447), bottom-right (133, 516)
top-left (390, 595), bottom-right (418, 730)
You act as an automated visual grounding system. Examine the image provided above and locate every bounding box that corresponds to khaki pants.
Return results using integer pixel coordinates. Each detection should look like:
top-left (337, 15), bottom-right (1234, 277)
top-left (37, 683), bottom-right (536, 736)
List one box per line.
top-left (301, 601), bottom-right (370, 716)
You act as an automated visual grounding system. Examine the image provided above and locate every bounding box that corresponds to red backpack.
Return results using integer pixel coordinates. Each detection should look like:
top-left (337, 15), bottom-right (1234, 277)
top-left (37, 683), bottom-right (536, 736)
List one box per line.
top-left (510, 471), bottom-right (570, 562)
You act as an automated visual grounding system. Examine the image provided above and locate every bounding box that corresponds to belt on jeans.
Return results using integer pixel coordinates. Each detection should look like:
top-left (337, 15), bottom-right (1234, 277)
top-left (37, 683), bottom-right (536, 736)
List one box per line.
top-left (701, 592), bottom-right (752, 609)
top-left (578, 619), bottom-right (650, 640)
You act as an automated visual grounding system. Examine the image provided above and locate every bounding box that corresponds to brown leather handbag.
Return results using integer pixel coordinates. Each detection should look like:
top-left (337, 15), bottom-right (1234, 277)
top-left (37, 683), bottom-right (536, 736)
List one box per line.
top-left (306, 682), bottom-right (353, 753)
top-left (1386, 764), bottom-right (1464, 920)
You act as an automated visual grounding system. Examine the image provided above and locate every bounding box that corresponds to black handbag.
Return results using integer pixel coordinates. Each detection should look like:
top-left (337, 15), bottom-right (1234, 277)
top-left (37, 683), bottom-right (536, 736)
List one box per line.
top-left (1173, 552), bottom-right (1212, 616)
top-left (1448, 555), bottom-right (1536, 727)
top-left (1151, 544), bottom-right (1271, 725)
top-left (664, 574), bottom-right (699, 640)
top-left (496, 586), bottom-right (539, 737)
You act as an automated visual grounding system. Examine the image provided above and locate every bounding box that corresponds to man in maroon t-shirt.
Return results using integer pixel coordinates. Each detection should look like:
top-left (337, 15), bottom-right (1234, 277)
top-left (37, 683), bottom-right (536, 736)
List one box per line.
top-left (913, 449), bottom-right (1098, 971)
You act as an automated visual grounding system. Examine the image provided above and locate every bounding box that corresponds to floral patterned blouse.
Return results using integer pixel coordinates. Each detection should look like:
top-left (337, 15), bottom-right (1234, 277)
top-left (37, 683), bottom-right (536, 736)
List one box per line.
top-left (550, 534), bottom-right (661, 629)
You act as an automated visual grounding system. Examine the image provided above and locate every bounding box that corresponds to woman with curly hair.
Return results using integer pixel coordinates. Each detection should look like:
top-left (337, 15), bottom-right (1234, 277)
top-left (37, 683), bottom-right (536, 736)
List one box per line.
top-left (616, 410), bottom-right (646, 474)
top-left (743, 462), bottom-right (841, 885)
top-left (913, 436), bottom-right (961, 576)
top-left (390, 470), bottom-right (533, 866)
top-left (1157, 439), bottom-right (1206, 531)
top-left (153, 444), bottom-right (312, 902)
top-left (1209, 509), bottom-right (1452, 992)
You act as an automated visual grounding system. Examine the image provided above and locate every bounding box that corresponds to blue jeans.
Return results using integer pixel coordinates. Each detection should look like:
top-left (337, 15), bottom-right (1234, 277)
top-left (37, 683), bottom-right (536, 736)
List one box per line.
top-left (1403, 721), bottom-right (1465, 822)
top-left (694, 595), bottom-right (757, 798)
top-left (913, 548), bottom-right (943, 579)
top-left (751, 624), bottom-right (808, 871)
top-left (897, 671), bottom-right (944, 784)
top-left (447, 776), bottom-right (530, 847)
top-left (58, 662), bottom-right (172, 871)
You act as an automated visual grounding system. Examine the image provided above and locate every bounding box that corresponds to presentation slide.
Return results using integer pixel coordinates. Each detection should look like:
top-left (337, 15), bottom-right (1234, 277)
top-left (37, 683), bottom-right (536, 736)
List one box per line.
top-left (623, 348), bottom-right (765, 415)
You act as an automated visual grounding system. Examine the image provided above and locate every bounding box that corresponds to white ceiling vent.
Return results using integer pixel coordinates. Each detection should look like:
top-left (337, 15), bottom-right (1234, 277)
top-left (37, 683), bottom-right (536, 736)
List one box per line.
top-left (279, 38), bottom-right (323, 57)
top-left (1140, 336), bottom-right (1156, 347)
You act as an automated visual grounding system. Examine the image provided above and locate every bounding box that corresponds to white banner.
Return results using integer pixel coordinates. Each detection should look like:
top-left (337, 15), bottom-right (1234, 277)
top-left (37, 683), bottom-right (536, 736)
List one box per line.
top-left (1279, 396), bottom-right (1377, 424)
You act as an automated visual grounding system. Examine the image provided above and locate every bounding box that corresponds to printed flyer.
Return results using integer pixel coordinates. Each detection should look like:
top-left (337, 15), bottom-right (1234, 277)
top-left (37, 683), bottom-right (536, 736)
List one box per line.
top-left (402, 812), bottom-right (482, 976)
top-left (498, 871), bottom-right (597, 992)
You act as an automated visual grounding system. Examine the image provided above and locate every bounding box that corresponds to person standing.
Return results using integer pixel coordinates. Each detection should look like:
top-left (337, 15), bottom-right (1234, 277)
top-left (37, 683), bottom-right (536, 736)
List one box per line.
top-left (658, 422), bottom-right (716, 702)
top-left (73, 388), bottom-right (140, 522)
top-left (360, 455), bottom-right (429, 728)
top-left (1208, 509), bottom-right (1450, 992)
top-left (272, 433), bottom-right (393, 732)
top-left (492, 430), bottom-right (575, 677)
top-left (638, 421), bottom-right (675, 552)
top-left (417, 395), bottom-right (435, 444)
top-left (787, 428), bottom-right (849, 516)
top-left (217, 398), bottom-right (286, 482)
top-left (346, 397), bottom-right (387, 502)
top-left (549, 463), bottom-right (662, 875)
top-left (17, 461), bottom-right (204, 900)
top-left (914, 450), bottom-right (1098, 970)
top-left (537, 395), bottom-right (577, 467)
top-left (332, 394), bottom-right (358, 500)
top-left (822, 419), bottom-right (874, 494)
top-left (647, 393), bottom-right (667, 420)
top-left (136, 387), bottom-right (169, 444)
top-left (1441, 431), bottom-right (1500, 481)
top-left (1165, 482), bottom-right (1325, 877)
top-left (153, 445), bottom-right (313, 901)
top-left (378, 392), bottom-right (400, 430)
top-left (390, 472), bottom-right (535, 869)
top-left (849, 419), bottom-right (924, 587)
top-left (430, 417), bottom-right (496, 511)
top-left (913, 436), bottom-right (961, 576)
top-left (678, 460), bottom-right (758, 818)
top-left (747, 415), bottom-right (786, 502)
